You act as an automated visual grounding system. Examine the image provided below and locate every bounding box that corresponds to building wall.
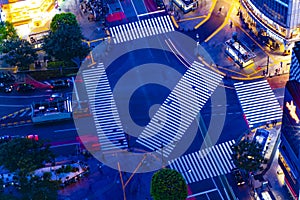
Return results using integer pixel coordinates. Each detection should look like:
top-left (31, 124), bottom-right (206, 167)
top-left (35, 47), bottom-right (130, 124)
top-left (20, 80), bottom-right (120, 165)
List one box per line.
top-left (288, 0), bottom-right (300, 29)
top-left (241, 0), bottom-right (300, 45)
top-left (279, 78), bottom-right (300, 199)
top-left (249, 0), bottom-right (289, 26)
top-left (1, 0), bottom-right (56, 38)
top-left (290, 43), bottom-right (300, 82)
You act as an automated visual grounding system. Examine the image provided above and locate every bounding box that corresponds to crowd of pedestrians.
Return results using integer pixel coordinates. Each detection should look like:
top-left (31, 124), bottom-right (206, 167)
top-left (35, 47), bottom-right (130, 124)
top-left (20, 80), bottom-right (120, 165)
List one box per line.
top-left (80, 0), bottom-right (109, 22)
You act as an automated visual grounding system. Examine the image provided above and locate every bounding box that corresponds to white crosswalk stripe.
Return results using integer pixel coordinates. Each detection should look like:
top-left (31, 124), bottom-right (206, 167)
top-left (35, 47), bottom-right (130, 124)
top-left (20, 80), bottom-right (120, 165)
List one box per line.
top-left (82, 64), bottom-right (127, 151)
top-left (109, 15), bottom-right (175, 44)
top-left (234, 80), bottom-right (282, 127)
top-left (168, 140), bottom-right (236, 184)
top-left (136, 61), bottom-right (223, 158)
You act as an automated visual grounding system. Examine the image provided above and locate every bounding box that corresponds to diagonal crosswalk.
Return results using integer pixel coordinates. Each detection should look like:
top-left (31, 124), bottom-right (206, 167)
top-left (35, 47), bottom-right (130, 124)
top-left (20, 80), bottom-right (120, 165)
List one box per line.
top-left (168, 140), bottom-right (236, 184)
top-left (109, 15), bottom-right (174, 44)
top-left (136, 61), bottom-right (223, 158)
top-left (82, 64), bottom-right (127, 151)
top-left (234, 80), bottom-right (282, 127)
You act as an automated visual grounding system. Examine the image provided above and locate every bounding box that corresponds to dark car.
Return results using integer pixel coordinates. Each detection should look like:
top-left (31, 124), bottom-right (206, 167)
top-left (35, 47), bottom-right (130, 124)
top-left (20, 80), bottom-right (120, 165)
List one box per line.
top-left (0, 83), bottom-right (13, 93)
top-left (50, 79), bottom-right (71, 90)
top-left (16, 83), bottom-right (35, 92)
top-left (0, 71), bottom-right (15, 84)
top-left (49, 93), bottom-right (64, 102)
top-left (232, 168), bottom-right (246, 186)
top-left (156, 0), bottom-right (165, 9)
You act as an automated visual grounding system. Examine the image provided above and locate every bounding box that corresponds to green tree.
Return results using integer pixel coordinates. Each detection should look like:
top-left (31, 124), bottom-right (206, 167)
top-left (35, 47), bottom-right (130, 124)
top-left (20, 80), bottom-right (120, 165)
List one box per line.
top-left (19, 175), bottom-right (59, 200)
top-left (50, 12), bottom-right (79, 32)
top-left (1, 38), bottom-right (37, 71)
top-left (43, 24), bottom-right (89, 66)
top-left (151, 168), bottom-right (188, 200)
top-left (0, 138), bottom-right (54, 173)
top-left (0, 21), bottom-right (18, 51)
top-left (231, 139), bottom-right (265, 174)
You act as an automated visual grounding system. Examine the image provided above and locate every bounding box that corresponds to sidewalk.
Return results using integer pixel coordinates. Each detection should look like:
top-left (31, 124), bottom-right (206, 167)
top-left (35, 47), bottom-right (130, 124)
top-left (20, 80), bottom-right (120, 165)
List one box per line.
top-left (163, 0), bottom-right (213, 31)
top-left (169, 0), bottom-right (291, 81)
top-left (239, 124), bottom-right (293, 199)
top-left (59, 0), bottom-right (107, 41)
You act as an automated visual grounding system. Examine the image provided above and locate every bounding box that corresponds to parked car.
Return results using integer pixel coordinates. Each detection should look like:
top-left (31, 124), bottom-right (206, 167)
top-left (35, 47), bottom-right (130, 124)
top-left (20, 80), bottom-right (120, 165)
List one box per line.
top-left (16, 83), bottom-right (35, 92)
top-left (50, 79), bottom-right (71, 90)
top-left (232, 168), bottom-right (246, 186)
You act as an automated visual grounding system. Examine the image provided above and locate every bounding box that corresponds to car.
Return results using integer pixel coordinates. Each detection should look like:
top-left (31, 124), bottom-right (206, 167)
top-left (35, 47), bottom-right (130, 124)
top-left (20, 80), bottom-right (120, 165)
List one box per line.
top-left (0, 83), bottom-right (13, 93)
top-left (26, 134), bottom-right (39, 141)
top-left (49, 93), bottom-right (64, 102)
top-left (0, 71), bottom-right (15, 84)
top-left (156, 0), bottom-right (165, 9)
top-left (16, 83), bottom-right (35, 92)
top-left (50, 79), bottom-right (71, 90)
top-left (232, 168), bottom-right (246, 186)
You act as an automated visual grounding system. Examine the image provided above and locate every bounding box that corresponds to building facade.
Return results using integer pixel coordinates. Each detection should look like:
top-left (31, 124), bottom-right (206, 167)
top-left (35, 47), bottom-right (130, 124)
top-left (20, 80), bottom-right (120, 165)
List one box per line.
top-left (240, 0), bottom-right (300, 50)
top-left (278, 42), bottom-right (300, 200)
top-left (1, 0), bottom-right (57, 38)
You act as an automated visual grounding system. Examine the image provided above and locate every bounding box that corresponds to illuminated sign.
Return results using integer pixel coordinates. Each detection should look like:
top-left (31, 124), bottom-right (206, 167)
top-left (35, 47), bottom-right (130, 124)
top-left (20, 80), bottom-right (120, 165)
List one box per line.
top-left (286, 101), bottom-right (300, 123)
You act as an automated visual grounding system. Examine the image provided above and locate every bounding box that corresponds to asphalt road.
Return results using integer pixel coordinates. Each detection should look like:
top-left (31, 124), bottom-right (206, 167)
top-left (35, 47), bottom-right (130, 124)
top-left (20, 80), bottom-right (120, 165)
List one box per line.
top-left (183, 0), bottom-right (229, 42)
top-left (0, 0), bottom-right (290, 199)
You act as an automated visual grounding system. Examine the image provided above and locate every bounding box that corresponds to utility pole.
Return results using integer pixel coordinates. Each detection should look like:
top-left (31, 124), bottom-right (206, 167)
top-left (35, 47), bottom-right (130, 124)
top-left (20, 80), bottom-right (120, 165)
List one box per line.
top-left (161, 142), bottom-right (164, 168)
top-left (266, 56), bottom-right (269, 75)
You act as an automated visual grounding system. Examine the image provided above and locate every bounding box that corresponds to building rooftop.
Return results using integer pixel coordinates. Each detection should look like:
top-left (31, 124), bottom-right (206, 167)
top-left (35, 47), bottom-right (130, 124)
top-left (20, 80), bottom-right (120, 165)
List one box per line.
top-left (282, 80), bottom-right (300, 157)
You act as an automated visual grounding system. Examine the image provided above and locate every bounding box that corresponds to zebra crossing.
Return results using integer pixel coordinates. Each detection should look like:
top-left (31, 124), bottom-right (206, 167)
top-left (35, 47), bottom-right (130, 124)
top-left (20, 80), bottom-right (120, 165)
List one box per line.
top-left (168, 140), bottom-right (236, 184)
top-left (109, 15), bottom-right (174, 44)
top-left (136, 61), bottom-right (223, 158)
top-left (82, 63), bottom-right (127, 151)
top-left (234, 80), bottom-right (282, 127)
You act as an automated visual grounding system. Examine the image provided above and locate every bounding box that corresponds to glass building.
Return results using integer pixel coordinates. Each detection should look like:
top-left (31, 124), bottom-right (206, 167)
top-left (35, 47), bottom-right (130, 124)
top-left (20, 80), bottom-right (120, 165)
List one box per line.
top-left (278, 42), bottom-right (300, 200)
top-left (240, 0), bottom-right (300, 49)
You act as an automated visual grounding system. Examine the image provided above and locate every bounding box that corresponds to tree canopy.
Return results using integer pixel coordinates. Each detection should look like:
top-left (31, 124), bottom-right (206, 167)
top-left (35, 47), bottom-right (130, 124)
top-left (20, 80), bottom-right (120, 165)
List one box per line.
top-left (0, 21), bottom-right (18, 43)
top-left (43, 13), bottom-right (90, 66)
top-left (231, 139), bottom-right (265, 174)
top-left (1, 38), bottom-right (37, 71)
top-left (19, 174), bottom-right (59, 200)
top-left (50, 12), bottom-right (79, 32)
top-left (0, 137), bottom-right (54, 173)
top-left (151, 168), bottom-right (188, 200)
top-left (0, 138), bottom-right (58, 199)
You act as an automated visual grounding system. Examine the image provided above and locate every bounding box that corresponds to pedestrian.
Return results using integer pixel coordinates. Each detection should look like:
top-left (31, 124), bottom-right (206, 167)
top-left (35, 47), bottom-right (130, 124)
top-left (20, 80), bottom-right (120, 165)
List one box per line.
top-left (265, 121), bottom-right (269, 128)
top-left (97, 163), bottom-right (104, 174)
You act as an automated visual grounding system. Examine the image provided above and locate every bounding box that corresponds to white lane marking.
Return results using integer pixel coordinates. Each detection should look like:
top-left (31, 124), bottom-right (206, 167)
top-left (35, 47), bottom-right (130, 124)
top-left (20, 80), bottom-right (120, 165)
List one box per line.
top-left (54, 128), bottom-right (79, 133)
